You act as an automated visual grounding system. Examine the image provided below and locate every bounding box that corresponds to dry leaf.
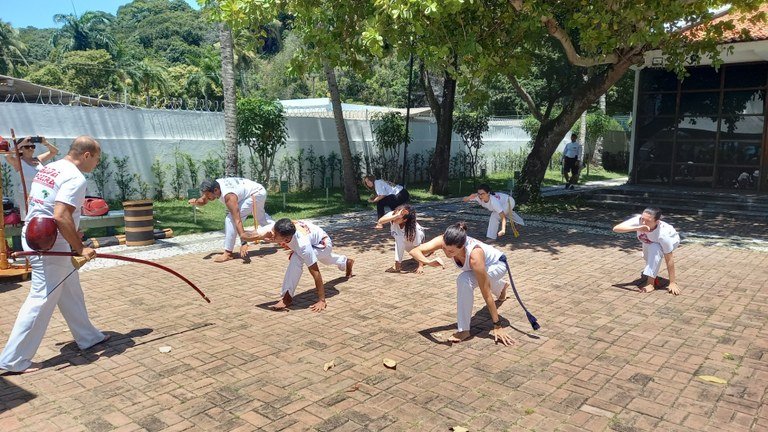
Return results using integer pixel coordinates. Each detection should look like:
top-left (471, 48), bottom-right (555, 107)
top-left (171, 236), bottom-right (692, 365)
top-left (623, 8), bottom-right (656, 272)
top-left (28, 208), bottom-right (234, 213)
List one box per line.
top-left (159, 346), bottom-right (172, 353)
top-left (383, 358), bottom-right (397, 369)
top-left (697, 375), bottom-right (727, 384)
top-left (323, 360), bottom-right (335, 371)
top-left (345, 383), bottom-right (360, 392)
top-left (450, 427), bottom-right (469, 432)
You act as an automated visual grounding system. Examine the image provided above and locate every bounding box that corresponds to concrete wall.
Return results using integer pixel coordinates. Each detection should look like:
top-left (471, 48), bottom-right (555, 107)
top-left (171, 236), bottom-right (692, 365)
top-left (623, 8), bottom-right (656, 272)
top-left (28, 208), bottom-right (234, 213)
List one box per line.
top-left (0, 103), bottom-right (590, 199)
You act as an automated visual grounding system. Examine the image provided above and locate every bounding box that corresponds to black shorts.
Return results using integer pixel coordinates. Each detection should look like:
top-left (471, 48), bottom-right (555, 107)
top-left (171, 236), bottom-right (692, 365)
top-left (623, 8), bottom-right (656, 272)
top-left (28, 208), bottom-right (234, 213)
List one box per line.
top-left (563, 157), bottom-right (580, 175)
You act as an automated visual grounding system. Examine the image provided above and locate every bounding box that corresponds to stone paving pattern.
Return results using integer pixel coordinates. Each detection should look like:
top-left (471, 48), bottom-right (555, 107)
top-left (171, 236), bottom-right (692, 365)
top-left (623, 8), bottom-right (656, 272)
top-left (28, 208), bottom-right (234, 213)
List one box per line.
top-left (1, 203), bottom-right (767, 431)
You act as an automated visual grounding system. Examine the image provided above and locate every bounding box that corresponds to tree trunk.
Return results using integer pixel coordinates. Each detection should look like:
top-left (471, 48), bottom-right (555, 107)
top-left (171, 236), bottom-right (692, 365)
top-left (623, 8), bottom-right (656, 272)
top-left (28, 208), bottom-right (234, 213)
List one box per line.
top-left (219, 23), bottom-right (238, 177)
top-left (516, 61), bottom-right (633, 203)
top-left (324, 61), bottom-right (360, 203)
top-left (420, 65), bottom-right (457, 195)
top-left (430, 71), bottom-right (457, 195)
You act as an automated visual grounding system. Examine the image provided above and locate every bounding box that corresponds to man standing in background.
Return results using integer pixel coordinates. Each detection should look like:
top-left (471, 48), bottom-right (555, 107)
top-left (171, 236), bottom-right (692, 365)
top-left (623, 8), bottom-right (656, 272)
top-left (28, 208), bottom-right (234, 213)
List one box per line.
top-left (562, 133), bottom-right (583, 189)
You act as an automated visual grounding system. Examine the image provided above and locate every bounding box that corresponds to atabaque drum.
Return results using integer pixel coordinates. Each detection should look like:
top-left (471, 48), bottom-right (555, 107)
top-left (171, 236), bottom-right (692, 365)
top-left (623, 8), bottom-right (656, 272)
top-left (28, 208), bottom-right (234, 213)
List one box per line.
top-left (25, 216), bottom-right (58, 251)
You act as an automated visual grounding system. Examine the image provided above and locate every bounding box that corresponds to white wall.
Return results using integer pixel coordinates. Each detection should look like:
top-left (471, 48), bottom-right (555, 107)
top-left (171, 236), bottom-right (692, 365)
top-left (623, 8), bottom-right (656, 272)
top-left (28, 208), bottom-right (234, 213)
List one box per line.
top-left (1, 103), bottom-right (574, 199)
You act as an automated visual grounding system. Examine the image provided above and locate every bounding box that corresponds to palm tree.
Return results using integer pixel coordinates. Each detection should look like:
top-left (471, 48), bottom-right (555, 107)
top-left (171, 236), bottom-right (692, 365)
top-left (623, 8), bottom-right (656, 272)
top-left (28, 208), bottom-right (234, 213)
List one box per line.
top-left (50, 11), bottom-right (116, 54)
top-left (131, 59), bottom-right (170, 107)
top-left (0, 20), bottom-right (27, 75)
top-left (219, 23), bottom-right (239, 177)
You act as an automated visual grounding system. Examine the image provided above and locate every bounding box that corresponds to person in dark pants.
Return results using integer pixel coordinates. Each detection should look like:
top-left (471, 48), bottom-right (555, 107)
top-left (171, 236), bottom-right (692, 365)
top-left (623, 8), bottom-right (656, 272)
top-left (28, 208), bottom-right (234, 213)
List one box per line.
top-left (363, 175), bottom-right (410, 229)
top-left (561, 133), bottom-right (583, 189)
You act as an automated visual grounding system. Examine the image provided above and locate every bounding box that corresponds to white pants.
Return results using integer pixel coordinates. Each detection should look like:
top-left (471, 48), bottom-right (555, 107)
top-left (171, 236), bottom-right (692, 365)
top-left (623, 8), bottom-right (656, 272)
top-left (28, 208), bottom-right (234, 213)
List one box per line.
top-left (456, 261), bottom-right (507, 332)
top-left (223, 193), bottom-right (272, 251)
top-left (642, 242), bottom-right (677, 278)
top-left (486, 200), bottom-right (525, 240)
top-left (394, 231), bottom-right (425, 262)
top-left (281, 240), bottom-right (347, 297)
top-left (0, 237), bottom-right (104, 372)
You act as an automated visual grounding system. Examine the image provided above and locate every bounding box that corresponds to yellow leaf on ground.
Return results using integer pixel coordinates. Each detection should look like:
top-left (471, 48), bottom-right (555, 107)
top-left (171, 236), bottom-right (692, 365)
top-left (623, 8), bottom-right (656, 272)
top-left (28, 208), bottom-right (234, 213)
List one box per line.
top-left (383, 358), bottom-right (397, 369)
top-left (323, 360), bottom-right (335, 372)
top-left (451, 427), bottom-right (469, 432)
top-left (159, 346), bottom-right (172, 353)
top-left (697, 375), bottom-right (727, 384)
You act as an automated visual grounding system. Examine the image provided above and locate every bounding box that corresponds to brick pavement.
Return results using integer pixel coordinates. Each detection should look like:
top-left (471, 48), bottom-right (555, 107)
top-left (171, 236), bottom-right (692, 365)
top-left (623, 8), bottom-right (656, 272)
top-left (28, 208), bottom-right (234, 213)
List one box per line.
top-left (1, 208), bottom-right (767, 431)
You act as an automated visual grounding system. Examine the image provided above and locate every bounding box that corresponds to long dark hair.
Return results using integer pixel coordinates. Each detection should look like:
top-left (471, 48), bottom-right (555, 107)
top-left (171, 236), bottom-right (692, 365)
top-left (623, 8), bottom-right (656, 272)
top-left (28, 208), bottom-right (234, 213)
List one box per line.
top-left (443, 222), bottom-right (468, 247)
top-left (395, 204), bottom-right (417, 242)
top-left (477, 183), bottom-right (492, 194)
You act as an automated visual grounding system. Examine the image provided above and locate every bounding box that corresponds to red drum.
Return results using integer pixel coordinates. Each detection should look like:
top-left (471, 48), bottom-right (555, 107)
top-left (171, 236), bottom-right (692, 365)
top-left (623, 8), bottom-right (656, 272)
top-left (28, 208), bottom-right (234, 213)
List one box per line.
top-left (25, 216), bottom-right (58, 251)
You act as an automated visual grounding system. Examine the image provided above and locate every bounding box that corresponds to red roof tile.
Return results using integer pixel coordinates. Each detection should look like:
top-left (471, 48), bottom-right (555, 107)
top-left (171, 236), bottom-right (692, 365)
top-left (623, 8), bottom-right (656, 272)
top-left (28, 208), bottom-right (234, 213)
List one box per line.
top-left (685, 4), bottom-right (768, 43)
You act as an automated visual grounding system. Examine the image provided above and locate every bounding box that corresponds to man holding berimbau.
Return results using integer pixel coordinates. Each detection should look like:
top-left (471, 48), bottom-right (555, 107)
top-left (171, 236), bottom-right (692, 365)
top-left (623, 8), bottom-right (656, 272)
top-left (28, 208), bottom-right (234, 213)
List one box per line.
top-left (0, 136), bottom-right (109, 374)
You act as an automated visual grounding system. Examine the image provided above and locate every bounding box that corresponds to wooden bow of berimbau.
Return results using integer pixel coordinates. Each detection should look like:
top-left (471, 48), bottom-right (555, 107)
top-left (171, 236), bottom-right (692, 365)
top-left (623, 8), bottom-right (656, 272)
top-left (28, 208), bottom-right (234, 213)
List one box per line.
top-left (11, 251), bottom-right (211, 303)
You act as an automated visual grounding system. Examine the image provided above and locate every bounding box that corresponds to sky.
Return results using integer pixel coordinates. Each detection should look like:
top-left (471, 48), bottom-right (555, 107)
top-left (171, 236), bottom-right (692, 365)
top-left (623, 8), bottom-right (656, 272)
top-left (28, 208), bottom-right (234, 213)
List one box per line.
top-left (0, 0), bottom-right (200, 28)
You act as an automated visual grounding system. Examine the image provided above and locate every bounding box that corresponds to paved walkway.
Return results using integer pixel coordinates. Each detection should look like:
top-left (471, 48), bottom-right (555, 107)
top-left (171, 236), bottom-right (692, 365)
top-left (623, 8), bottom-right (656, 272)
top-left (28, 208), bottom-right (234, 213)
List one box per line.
top-left (1, 196), bottom-right (767, 432)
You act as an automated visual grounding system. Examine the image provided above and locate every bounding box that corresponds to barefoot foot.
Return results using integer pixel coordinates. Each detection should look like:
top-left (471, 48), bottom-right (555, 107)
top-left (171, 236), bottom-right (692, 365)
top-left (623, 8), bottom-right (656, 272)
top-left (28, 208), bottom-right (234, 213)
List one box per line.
top-left (213, 252), bottom-right (234, 263)
top-left (496, 283), bottom-right (509, 304)
top-left (447, 331), bottom-right (471, 343)
top-left (271, 292), bottom-right (293, 310)
top-left (346, 258), bottom-right (355, 278)
top-left (638, 283), bottom-right (655, 293)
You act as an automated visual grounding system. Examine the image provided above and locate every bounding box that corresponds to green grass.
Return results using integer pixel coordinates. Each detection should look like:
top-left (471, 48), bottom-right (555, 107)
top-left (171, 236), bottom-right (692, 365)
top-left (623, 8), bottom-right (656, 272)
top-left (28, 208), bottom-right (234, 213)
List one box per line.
top-left (80, 167), bottom-right (626, 238)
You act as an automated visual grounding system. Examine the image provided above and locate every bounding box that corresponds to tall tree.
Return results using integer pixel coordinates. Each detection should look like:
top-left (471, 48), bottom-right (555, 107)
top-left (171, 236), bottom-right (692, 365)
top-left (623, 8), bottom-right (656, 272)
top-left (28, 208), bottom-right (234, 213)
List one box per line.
top-left (219, 23), bottom-right (239, 177)
top-left (199, 0), bottom-right (279, 178)
top-left (0, 20), bottom-right (27, 76)
top-left (50, 11), bottom-right (116, 54)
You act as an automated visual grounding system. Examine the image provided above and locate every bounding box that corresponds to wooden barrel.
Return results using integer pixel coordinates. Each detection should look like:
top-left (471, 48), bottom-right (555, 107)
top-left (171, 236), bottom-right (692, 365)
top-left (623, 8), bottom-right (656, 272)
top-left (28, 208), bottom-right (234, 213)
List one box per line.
top-left (123, 200), bottom-right (155, 246)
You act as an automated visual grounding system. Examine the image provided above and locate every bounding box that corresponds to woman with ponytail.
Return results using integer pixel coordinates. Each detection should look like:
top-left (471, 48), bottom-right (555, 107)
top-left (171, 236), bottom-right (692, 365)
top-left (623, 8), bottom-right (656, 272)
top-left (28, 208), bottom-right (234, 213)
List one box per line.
top-left (377, 204), bottom-right (426, 273)
top-left (409, 222), bottom-right (515, 346)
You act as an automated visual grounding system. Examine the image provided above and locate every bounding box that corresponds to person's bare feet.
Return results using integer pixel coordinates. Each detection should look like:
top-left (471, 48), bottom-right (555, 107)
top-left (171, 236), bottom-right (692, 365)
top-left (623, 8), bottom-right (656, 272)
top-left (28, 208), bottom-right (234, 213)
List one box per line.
top-left (448, 331), bottom-right (471, 343)
top-left (83, 333), bottom-right (112, 351)
top-left (2, 362), bottom-right (43, 375)
top-left (496, 283), bottom-right (509, 305)
top-left (346, 258), bottom-right (355, 278)
top-left (638, 283), bottom-right (655, 293)
top-left (213, 252), bottom-right (234, 263)
top-left (271, 292), bottom-right (293, 310)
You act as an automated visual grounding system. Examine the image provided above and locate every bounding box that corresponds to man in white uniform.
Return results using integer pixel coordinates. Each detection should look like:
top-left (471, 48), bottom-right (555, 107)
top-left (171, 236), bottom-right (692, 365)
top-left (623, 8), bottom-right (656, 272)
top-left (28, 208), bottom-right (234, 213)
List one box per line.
top-left (189, 178), bottom-right (273, 262)
top-left (0, 136), bottom-right (108, 374)
top-left (247, 218), bottom-right (354, 312)
top-left (613, 207), bottom-right (681, 295)
top-left (561, 133), bottom-right (583, 189)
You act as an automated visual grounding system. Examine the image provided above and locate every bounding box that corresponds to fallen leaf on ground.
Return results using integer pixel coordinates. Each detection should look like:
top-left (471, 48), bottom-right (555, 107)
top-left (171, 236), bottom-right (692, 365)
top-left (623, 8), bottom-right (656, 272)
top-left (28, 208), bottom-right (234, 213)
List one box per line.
top-left (450, 427), bottom-right (469, 432)
top-left (323, 360), bottom-right (335, 371)
top-left (383, 358), bottom-right (397, 369)
top-left (159, 346), bottom-right (172, 353)
top-left (697, 375), bottom-right (727, 384)
top-left (346, 383), bottom-right (360, 392)
top-left (723, 353), bottom-right (735, 360)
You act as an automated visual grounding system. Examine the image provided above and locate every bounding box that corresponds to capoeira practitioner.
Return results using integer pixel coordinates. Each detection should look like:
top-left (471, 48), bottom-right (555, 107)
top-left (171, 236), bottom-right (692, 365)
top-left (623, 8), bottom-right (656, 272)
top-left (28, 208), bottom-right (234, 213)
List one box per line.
top-left (363, 175), bottom-right (410, 229)
top-left (462, 183), bottom-right (525, 241)
top-left (190, 178), bottom-right (273, 262)
top-left (377, 204), bottom-right (427, 273)
top-left (247, 218), bottom-right (354, 312)
top-left (0, 136), bottom-right (109, 374)
top-left (612, 207), bottom-right (681, 295)
top-left (409, 222), bottom-right (516, 346)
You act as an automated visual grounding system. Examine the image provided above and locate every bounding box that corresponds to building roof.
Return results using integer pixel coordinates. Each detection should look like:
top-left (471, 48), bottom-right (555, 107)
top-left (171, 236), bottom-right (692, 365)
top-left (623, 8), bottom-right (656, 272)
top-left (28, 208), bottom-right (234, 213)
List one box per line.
top-left (0, 74), bottom-right (132, 108)
top-left (685, 4), bottom-right (768, 43)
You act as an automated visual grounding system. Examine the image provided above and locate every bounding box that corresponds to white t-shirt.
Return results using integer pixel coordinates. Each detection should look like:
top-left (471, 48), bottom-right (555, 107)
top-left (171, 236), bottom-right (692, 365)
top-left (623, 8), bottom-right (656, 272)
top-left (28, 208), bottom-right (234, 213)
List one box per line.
top-left (257, 220), bottom-right (328, 267)
top-left (475, 192), bottom-right (514, 215)
top-left (563, 140), bottom-right (583, 161)
top-left (26, 159), bottom-right (87, 227)
top-left (374, 179), bottom-right (403, 196)
top-left (623, 215), bottom-right (680, 254)
top-left (216, 177), bottom-right (265, 206)
top-left (20, 158), bottom-right (42, 197)
top-left (453, 236), bottom-right (503, 272)
top-left (391, 221), bottom-right (425, 244)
